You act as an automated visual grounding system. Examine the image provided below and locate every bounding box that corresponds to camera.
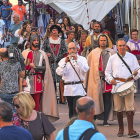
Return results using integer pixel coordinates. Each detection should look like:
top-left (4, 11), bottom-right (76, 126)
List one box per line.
top-left (7, 45), bottom-right (15, 59)
top-left (6, 45), bottom-right (25, 70)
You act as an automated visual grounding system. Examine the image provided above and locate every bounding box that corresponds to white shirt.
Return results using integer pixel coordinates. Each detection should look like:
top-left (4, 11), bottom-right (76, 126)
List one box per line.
top-left (14, 29), bottom-right (20, 38)
top-left (105, 52), bottom-right (140, 93)
top-left (49, 37), bottom-right (61, 44)
top-left (88, 29), bottom-right (93, 35)
top-left (127, 40), bottom-right (140, 51)
top-left (56, 55), bottom-right (89, 96)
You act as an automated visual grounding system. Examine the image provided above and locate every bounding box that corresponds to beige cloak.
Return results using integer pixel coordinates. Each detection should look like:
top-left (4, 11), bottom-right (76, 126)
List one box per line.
top-left (21, 49), bottom-right (59, 122)
top-left (85, 47), bottom-right (116, 120)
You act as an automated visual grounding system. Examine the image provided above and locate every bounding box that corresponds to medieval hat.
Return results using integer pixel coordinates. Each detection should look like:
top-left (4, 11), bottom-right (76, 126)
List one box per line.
top-left (30, 34), bottom-right (40, 49)
top-left (50, 25), bottom-right (61, 33)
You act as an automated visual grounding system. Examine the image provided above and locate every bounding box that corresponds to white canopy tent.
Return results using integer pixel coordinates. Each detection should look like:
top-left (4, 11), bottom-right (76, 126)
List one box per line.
top-left (36, 0), bottom-right (120, 29)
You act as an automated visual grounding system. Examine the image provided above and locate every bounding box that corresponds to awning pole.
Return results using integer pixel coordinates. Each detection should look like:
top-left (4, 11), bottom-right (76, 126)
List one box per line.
top-left (134, 0), bottom-right (137, 28)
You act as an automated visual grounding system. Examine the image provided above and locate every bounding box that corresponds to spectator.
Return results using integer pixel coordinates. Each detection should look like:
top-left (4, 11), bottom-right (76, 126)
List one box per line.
top-left (0, 30), bottom-right (5, 48)
top-left (3, 0), bottom-right (27, 21)
top-left (43, 24), bottom-right (52, 40)
top-left (7, 14), bottom-right (23, 47)
top-left (71, 24), bottom-right (76, 32)
top-left (49, 18), bottom-right (55, 25)
top-left (0, 101), bottom-right (33, 140)
top-left (102, 30), bottom-right (116, 51)
top-left (123, 24), bottom-right (129, 43)
top-left (56, 96), bottom-right (106, 140)
top-left (88, 19), bottom-right (96, 35)
top-left (56, 23), bottom-right (61, 27)
top-left (63, 16), bottom-right (72, 31)
top-left (104, 14), bottom-right (116, 40)
top-left (0, 15), bottom-right (6, 36)
top-left (60, 22), bottom-right (66, 35)
top-left (12, 92), bottom-right (55, 140)
top-left (15, 23), bottom-right (31, 51)
top-left (28, 19), bottom-right (33, 26)
top-left (0, 0), bottom-right (12, 37)
top-left (75, 24), bottom-right (84, 34)
top-left (0, 48), bottom-right (25, 110)
top-left (65, 30), bottom-right (75, 45)
top-left (77, 30), bottom-right (88, 55)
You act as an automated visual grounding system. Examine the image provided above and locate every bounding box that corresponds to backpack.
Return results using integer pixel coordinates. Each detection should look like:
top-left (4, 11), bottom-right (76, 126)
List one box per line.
top-left (64, 126), bottom-right (98, 140)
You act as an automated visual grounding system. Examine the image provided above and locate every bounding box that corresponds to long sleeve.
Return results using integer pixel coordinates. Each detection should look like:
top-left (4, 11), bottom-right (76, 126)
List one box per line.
top-left (105, 57), bottom-right (114, 84)
top-left (133, 55), bottom-right (140, 80)
top-left (56, 58), bottom-right (67, 76)
top-left (77, 57), bottom-right (89, 73)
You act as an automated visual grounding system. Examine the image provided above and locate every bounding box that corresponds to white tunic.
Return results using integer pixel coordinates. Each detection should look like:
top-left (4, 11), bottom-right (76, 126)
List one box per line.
top-left (56, 55), bottom-right (89, 96)
top-left (105, 52), bottom-right (140, 93)
top-left (127, 40), bottom-right (140, 51)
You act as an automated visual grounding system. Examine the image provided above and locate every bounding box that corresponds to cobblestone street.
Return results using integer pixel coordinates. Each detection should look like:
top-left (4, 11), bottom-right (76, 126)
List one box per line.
top-left (53, 93), bottom-right (140, 139)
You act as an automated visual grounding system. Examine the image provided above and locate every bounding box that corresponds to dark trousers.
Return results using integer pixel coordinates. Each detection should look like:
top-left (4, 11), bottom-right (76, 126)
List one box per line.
top-left (66, 96), bottom-right (82, 119)
top-left (103, 92), bottom-right (111, 123)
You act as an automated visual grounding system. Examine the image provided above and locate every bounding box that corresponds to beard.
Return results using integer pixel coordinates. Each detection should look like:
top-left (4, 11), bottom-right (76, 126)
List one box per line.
top-left (94, 29), bottom-right (100, 33)
top-left (100, 44), bottom-right (107, 48)
top-left (32, 43), bottom-right (39, 48)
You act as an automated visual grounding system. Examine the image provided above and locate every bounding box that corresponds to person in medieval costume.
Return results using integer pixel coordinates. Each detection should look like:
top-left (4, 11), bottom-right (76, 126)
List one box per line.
top-left (126, 29), bottom-right (140, 93)
top-left (22, 34), bottom-right (59, 122)
top-left (105, 38), bottom-right (139, 138)
top-left (85, 35), bottom-right (116, 126)
top-left (42, 25), bottom-right (68, 103)
top-left (82, 21), bottom-right (113, 57)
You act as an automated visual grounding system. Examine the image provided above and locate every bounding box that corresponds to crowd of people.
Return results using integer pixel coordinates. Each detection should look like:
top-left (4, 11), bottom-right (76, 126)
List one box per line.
top-left (0, 0), bottom-right (140, 139)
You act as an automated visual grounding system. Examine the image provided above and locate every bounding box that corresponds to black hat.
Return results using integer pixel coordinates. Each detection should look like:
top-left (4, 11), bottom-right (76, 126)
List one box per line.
top-left (50, 25), bottom-right (61, 33)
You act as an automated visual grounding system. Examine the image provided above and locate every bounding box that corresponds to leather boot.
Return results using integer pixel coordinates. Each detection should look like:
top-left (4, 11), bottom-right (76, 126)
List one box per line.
top-left (127, 111), bottom-right (139, 138)
top-left (117, 112), bottom-right (124, 137)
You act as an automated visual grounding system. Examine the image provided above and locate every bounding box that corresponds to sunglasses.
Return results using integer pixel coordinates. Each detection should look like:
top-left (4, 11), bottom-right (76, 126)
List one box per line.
top-left (13, 104), bottom-right (20, 109)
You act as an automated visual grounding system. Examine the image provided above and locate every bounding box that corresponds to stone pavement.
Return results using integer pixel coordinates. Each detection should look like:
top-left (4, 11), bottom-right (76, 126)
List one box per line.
top-left (52, 93), bottom-right (140, 140)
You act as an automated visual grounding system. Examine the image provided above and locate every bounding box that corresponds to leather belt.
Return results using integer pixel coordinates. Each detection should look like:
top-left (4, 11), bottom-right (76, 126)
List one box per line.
top-left (64, 81), bottom-right (83, 85)
top-left (114, 77), bottom-right (133, 82)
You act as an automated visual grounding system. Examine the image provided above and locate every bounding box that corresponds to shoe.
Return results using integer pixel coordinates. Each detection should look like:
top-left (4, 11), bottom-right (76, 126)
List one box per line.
top-left (126, 111), bottom-right (138, 137)
top-left (117, 133), bottom-right (123, 137)
top-left (128, 132), bottom-right (139, 138)
top-left (103, 122), bottom-right (109, 127)
top-left (59, 101), bottom-right (67, 104)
